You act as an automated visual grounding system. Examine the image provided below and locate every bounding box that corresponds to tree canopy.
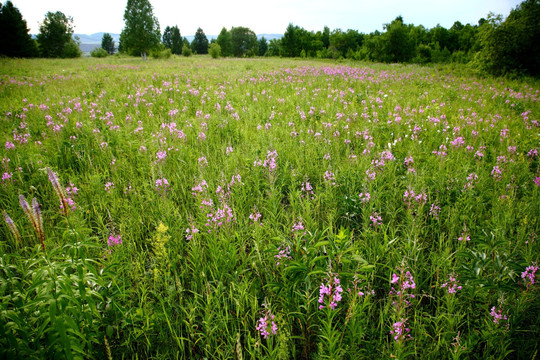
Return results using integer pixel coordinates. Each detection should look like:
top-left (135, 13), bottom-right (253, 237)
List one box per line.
top-left (36, 11), bottom-right (77, 58)
top-left (230, 26), bottom-right (257, 57)
top-left (191, 27), bottom-right (208, 54)
top-left (119, 0), bottom-right (161, 59)
top-left (163, 25), bottom-right (182, 55)
top-left (0, 1), bottom-right (37, 57)
top-left (101, 33), bottom-right (115, 55)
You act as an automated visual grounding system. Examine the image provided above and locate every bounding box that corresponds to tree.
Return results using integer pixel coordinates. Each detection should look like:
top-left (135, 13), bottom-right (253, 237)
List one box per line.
top-left (163, 26), bottom-right (173, 48)
top-left (216, 27), bottom-right (232, 56)
top-left (170, 26), bottom-right (182, 55)
top-left (0, 1), bottom-right (37, 57)
top-left (258, 37), bottom-right (268, 56)
top-left (476, 0), bottom-right (540, 76)
top-left (281, 23), bottom-right (298, 57)
top-left (119, 0), bottom-right (161, 59)
top-left (36, 11), bottom-right (75, 58)
top-left (230, 26), bottom-right (257, 57)
top-left (191, 27), bottom-right (208, 54)
top-left (101, 33), bottom-right (115, 54)
top-left (162, 25), bottom-right (182, 54)
top-left (381, 16), bottom-right (414, 63)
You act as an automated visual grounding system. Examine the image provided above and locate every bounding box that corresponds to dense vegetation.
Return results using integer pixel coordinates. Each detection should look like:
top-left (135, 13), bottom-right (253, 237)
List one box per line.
top-left (1, 0), bottom-right (539, 77)
top-left (0, 56), bottom-right (538, 359)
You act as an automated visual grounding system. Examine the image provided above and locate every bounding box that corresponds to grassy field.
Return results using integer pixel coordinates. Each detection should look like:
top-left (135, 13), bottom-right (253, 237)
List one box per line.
top-left (0, 56), bottom-right (539, 359)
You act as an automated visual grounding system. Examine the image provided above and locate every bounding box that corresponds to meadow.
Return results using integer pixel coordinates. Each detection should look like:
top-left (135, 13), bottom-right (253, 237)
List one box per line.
top-left (0, 56), bottom-right (539, 359)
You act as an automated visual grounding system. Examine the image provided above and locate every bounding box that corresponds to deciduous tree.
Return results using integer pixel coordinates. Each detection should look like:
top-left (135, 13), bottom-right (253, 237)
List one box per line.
top-left (230, 26), bottom-right (257, 57)
top-left (216, 27), bottom-right (232, 57)
top-left (119, 0), bottom-right (161, 59)
top-left (36, 11), bottom-right (76, 58)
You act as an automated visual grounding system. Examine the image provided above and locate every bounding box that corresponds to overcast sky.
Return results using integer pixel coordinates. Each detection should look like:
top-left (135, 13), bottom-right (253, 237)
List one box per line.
top-left (12, 0), bottom-right (523, 36)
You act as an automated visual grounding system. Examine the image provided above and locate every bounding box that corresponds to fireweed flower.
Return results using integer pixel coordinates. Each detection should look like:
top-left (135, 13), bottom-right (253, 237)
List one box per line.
top-left (291, 221), bottom-right (306, 237)
top-left (521, 264), bottom-right (538, 288)
top-left (249, 211), bottom-right (262, 226)
top-left (359, 192), bottom-right (371, 203)
top-left (256, 313), bottom-right (278, 339)
top-left (274, 245), bottom-right (291, 266)
top-left (441, 274), bottom-right (462, 294)
top-left (430, 203), bottom-right (440, 220)
top-left (390, 320), bottom-right (411, 342)
top-left (458, 232), bottom-right (470, 242)
top-left (324, 170), bottom-right (336, 185)
top-left (490, 306), bottom-right (507, 324)
top-left (389, 269), bottom-right (416, 342)
top-left (104, 182), bottom-right (115, 193)
top-left (370, 212), bottom-right (382, 227)
top-left (155, 178), bottom-right (169, 194)
top-left (107, 234), bottom-right (122, 247)
top-left (491, 166), bottom-right (503, 181)
top-left (185, 226), bottom-right (199, 241)
top-left (301, 179), bottom-right (315, 199)
top-left (319, 276), bottom-right (344, 310)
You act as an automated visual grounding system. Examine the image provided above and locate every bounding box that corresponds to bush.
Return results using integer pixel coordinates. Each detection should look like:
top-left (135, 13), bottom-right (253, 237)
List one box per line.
top-left (209, 43), bottom-right (221, 59)
top-left (62, 39), bottom-right (81, 58)
top-left (90, 48), bottom-right (108, 58)
top-left (151, 48), bottom-right (172, 59)
top-left (182, 44), bottom-right (192, 57)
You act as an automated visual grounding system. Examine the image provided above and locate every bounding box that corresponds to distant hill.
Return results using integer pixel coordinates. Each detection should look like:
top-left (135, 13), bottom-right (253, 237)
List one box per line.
top-left (71, 32), bottom-right (282, 55)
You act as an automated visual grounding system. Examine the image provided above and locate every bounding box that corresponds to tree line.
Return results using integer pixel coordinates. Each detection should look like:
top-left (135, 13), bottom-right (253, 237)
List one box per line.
top-left (0, 0), bottom-right (538, 76)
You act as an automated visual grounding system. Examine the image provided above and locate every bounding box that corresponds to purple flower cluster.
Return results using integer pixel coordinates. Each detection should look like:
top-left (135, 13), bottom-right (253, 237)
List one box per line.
top-left (274, 245), bottom-right (291, 266)
top-left (441, 274), bottom-right (462, 294)
top-left (490, 306), bottom-right (507, 324)
top-left (403, 189), bottom-right (427, 209)
top-left (390, 320), bottom-right (411, 342)
top-left (107, 234), bottom-right (122, 247)
top-left (521, 264), bottom-right (538, 288)
top-left (155, 178), bottom-right (169, 194)
top-left (256, 313), bottom-right (278, 339)
top-left (301, 179), bottom-right (315, 199)
top-left (319, 276), bottom-right (343, 310)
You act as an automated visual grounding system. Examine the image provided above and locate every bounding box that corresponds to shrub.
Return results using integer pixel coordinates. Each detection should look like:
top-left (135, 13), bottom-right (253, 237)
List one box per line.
top-left (90, 47), bottom-right (108, 58)
top-left (62, 39), bottom-right (81, 58)
top-left (151, 48), bottom-right (172, 59)
top-left (209, 43), bottom-right (221, 59)
top-left (182, 44), bottom-right (192, 57)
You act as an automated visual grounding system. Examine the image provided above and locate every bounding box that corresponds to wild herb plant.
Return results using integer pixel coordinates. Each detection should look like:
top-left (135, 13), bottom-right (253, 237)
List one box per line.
top-left (0, 56), bottom-right (539, 359)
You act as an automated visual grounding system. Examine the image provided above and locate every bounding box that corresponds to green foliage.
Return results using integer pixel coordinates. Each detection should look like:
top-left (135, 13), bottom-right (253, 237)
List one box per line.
top-left (230, 26), bottom-right (258, 57)
top-left (217, 27), bottom-right (233, 57)
top-left (101, 33), bottom-right (115, 55)
top-left (191, 27), bottom-right (209, 54)
top-left (476, 0), bottom-right (540, 76)
top-left (151, 47), bottom-right (171, 59)
top-left (181, 44), bottom-right (192, 57)
top-left (162, 25), bottom-right (182, 55)
top-left (62, 38), bottom-right (81, 58)
top-left (0, 57), bottom-right (538, 359)
top-left (0, 1), bottom-right (38, 57)
top-left (91, 47), bottom-right (108, 58)
top-left (36, 11), bottom-right (75, 58)
top-left (209, 42), bottom-right (221, 58)
top-left (258, 37), bottom-right (268, 56)
top-left (119, 0), bottom-right (161, 59)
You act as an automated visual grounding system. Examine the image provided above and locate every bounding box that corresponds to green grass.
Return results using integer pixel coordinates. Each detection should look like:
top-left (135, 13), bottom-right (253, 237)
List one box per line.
top-left (0, 55), bottom-right (539, 359)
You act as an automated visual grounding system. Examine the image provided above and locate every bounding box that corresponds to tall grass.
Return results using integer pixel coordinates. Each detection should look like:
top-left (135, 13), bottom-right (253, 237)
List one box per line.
top-left (0, 56), bottom-right (539, 359)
